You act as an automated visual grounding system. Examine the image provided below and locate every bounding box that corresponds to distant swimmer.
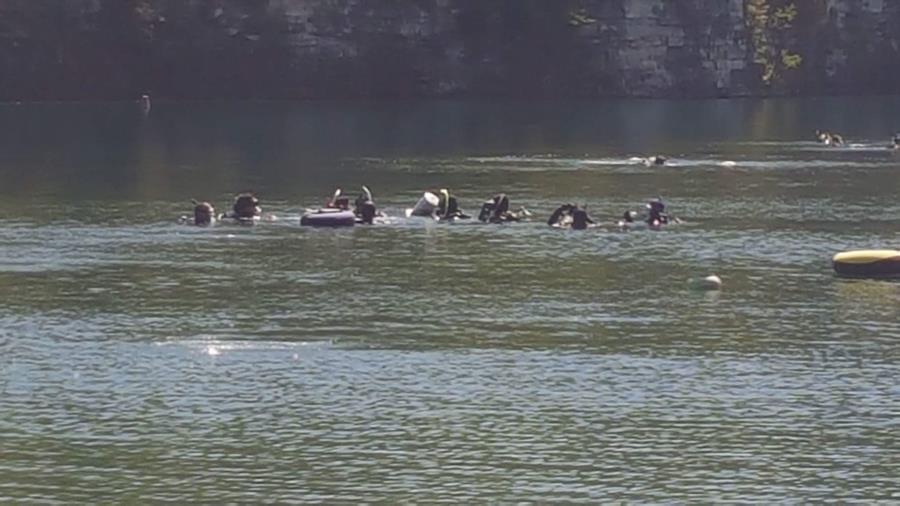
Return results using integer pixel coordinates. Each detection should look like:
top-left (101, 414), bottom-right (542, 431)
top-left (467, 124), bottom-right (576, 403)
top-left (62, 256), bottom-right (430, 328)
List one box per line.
top-left (647, 198), bottom-right (668, 226)
top-left (189, 200), bottom-right (215, 226)
top-left (615, 198), bottom-right (679, 230)
top-left (645, 197), bottom-right (681, 228)
top-left (891, 134), bottom-right (900, 150)
top-left (406, 189), bottom-right (468, 220)
top-left (548, 203), bottom-right (575, 228)
top-left (436, 189), bottom-right (469, 221)
top-left (548, 203), bottom-right (594, 230)
top-left (353, 186), bottom-right (379, 224)
top-left (222, 192), bottom-right (261, 222)
top-left (320, 186), bottom-right (379, 223)
top-left (477, 193), bottom-right (531, 223)
top-left (325, 188), bottom-right (351, 210)
top-left (571, 207), bottom-right (594, 230)
top-left (815, 130), bottom-right (844, 146)
top-left (617, 210), bottom-right (638, 230)
top-left (644, 155), bottom-right (667, 166)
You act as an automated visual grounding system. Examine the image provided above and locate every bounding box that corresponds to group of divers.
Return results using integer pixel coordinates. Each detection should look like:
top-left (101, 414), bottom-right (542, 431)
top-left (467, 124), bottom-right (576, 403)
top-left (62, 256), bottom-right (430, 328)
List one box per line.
top-left (816, 130), bottom-right (900, 149)
top-left (186, 188), bottom-right (678, 231)
top-left (185, 130), bottom-right (900, 231)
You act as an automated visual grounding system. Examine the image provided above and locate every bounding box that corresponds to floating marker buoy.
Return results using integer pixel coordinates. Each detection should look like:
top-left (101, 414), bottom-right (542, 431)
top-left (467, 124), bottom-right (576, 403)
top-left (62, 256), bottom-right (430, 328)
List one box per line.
top-left (690, 274), bottom-right (722, 291)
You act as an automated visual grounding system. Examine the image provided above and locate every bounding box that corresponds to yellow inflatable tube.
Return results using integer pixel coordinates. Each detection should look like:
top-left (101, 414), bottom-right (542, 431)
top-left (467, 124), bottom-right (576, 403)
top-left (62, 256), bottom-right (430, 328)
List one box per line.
top-left (833, 250), bottom-right (900, 278)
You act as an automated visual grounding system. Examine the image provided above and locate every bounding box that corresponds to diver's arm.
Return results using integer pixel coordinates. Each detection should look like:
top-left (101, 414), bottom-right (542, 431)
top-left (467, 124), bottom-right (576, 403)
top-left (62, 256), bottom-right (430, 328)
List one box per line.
top-left (547, 208), bottom-right (564, 226)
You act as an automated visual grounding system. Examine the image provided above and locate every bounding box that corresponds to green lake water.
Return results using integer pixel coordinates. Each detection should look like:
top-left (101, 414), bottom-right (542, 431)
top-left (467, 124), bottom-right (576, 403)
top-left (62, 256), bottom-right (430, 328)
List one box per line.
top-left (0, 97), bottom-right (898, 502)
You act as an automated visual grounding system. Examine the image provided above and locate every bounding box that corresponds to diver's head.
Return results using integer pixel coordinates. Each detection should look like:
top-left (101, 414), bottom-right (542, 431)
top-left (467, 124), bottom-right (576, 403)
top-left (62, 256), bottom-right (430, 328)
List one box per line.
top-left (652, 155), bottom-right (667, 166)
top-left (622, 210), bottom-right (635, 223)
top-left (233, 192), bottom-right (260, 218)
top-left (193, 200), bottom-right (215, 226)
top-left (333, 196), bottom-right (351, 210)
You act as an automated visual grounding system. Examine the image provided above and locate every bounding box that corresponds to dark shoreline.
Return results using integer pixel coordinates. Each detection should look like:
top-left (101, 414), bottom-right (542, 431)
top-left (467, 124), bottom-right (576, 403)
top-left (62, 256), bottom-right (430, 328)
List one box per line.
top-left (4, 92), bottom-right (900, 106)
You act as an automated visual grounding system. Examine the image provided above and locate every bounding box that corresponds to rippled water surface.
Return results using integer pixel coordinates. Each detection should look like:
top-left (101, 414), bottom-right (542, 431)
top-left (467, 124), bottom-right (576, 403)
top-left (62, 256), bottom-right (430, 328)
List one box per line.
top-left (1, 98), bottom-right (899, 502)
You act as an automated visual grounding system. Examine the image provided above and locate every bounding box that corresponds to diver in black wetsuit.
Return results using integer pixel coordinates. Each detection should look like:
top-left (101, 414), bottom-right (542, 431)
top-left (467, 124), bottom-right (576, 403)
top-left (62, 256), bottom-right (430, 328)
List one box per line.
top-left (478, 193), bottom-right (530, 223)
top-left (815, 130), bottom-right (844, 146)
top-left (892, 134), bottom-right (900, 150)
top-left (646, 198), bottom-right (677, 226)
top-left (326, 189), bottom-right (351, 210)
top-left (191, 200), bottom-right (215, 226)
top-left (548, 203), bottom-right (593, 229)
top-left (571, 208), bottom-right (594, 230)
top-left (221, 192), bottom-right (261, 221)
top-left (479, 193), bottom-right (509, 222)
top-left (616, 210), bottom-right (639, 230)
top-left (547, 203), bottom-right (575, 227)
top-left (647, 199), bottom-right (667, 225)
top-left (354, 186), bottom-right (378, 224)
top-left (437, 189), bottom-right (469, 221)
top-left (646, 155), bottom-right (667, 166)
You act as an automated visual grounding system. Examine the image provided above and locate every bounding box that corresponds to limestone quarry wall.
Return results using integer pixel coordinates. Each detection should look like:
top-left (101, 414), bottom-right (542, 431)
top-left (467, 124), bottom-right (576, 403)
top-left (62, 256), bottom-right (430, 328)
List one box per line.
top-left (0, 0), bottom-right (897, 100)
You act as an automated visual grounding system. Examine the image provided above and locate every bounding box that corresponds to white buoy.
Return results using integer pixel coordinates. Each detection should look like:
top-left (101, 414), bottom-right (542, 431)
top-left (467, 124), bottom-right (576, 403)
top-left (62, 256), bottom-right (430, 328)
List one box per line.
top-left (691, 274), bottom-right (722, 291)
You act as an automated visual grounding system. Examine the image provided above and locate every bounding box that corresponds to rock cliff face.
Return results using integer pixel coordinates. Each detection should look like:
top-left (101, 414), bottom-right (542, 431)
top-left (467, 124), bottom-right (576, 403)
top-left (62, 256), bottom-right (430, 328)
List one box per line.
top-left (0, 0), bottom-right (897, 100)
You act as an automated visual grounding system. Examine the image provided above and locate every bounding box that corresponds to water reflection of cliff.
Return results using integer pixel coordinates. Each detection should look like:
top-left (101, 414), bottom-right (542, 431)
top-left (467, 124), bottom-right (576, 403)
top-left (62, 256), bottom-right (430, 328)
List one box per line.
top-left (0, 97), bottom-right (898, 204)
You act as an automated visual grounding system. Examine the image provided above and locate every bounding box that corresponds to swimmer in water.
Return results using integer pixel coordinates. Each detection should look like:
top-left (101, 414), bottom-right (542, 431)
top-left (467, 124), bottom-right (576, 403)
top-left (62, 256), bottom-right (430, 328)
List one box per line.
top-left (571, 207), bottom-right (594, 230)
top-left (353, 186), bottom-right (379, 224)
top-left (325, 188), bottom-right (351, 210)
top-left (436, 189), bottom-right (469, 221)
top-left (815, 130), bottom-right (844, 146)
top-left (645, 155), bottom-right (667, 166)
top-left (221, 192), bottom-right (261, 222)
top-left (187, 200), bottom-right (215, 226)
top-left (617, 210), bottom-right (638, 230)
top-left (644, 197), bottom-right (682, 228)
top-left (478, 193), bottom-right (531, 223)
top-left (548, 203), bottom-right (594, 229)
